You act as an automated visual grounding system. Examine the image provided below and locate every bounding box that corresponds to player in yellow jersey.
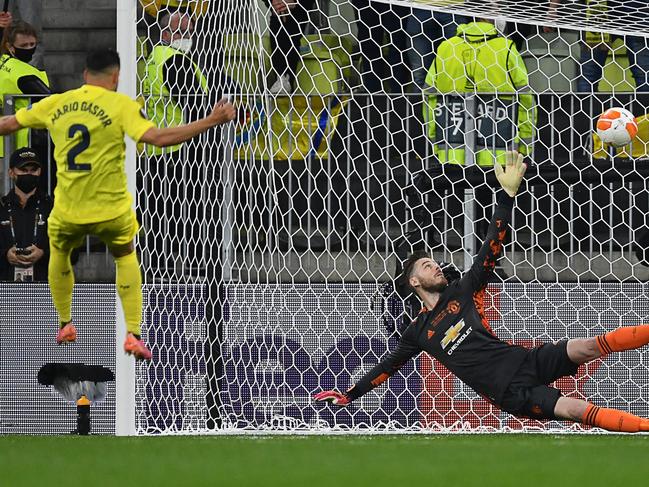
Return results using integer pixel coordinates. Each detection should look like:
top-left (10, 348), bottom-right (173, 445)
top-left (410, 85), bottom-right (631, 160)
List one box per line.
top-left (0, 49), bottom-right (236, 360)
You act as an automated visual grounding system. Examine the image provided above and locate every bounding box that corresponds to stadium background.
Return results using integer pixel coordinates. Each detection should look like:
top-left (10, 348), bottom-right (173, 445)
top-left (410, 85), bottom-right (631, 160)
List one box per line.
top-left (0, 0), bottom-right (649, 476)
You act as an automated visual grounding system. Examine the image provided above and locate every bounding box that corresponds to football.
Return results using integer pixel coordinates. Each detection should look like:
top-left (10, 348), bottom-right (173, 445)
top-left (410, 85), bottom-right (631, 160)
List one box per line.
top-left (596, 107), bottom-right (638, 147)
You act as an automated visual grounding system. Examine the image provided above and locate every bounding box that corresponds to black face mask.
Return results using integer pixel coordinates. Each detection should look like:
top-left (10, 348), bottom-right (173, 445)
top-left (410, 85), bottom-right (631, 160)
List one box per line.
top-left (14, 174), bottom-right (39, 193)
top-left (12, 46), bottom-right (36, 63)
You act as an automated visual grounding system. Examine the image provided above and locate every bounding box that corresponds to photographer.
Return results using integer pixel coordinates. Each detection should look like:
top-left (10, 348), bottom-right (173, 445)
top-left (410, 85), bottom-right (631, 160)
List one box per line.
top-left (0, 147), bottom-right (51, 281)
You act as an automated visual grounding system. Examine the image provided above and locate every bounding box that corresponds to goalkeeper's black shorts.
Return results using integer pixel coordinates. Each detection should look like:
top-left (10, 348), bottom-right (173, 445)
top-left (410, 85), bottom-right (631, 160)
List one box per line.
top-left (498, 340), bottom-right (580, 420)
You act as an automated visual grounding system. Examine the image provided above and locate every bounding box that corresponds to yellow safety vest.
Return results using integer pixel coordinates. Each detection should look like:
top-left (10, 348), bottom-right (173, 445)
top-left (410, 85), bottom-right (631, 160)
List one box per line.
top-left (585, 0), bottom-right (610, 45)
top-left (142, 0), bottom-right (209, 18)
top-left (0, 54), bottom-right (49, 155)
top-left (142, 44), bottom-right (208, 155)
top-left (424, 22), bottom-right (536, 166)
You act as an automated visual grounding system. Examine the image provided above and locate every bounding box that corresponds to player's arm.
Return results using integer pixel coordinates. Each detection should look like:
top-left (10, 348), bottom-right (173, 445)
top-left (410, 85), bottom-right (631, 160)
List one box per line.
top-left (313, 328), bottom-right (420, 406)
top-left (0, 115), bottom-right (23, 135)
top-left (2, 94), bottom-right (56, 135)
top-left (139, 98), bottom-right (236, 147)
top-left (462, 151), bottom-right (527, 291)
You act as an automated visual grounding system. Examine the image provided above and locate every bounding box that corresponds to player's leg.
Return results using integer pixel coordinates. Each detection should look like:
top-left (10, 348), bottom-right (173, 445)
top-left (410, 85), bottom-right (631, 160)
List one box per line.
top-left (565, 324), bottom-right (649, 365)
top-left (509, 382), bottom-right (649, 433)
top-left (47, 214), bottom-right (85, 343)
top-left (110, 240), bottom-right (150, 360)
top-left (110, 240), bottom-right (144, 337)
top-left (554, 396), bottom-right (649, 433)
top-left (49, 243), bottom-right (76, 343)
top-left (596, 325), bottom-right (649, 357)
top-left (522, 342), bottom-right (649, 432)
top-left (576, 38), bottom-right (607, 93)
top-left (93, 210), bottom-right (150, 360)
top-left (565, 338), bottom-right (601, 364)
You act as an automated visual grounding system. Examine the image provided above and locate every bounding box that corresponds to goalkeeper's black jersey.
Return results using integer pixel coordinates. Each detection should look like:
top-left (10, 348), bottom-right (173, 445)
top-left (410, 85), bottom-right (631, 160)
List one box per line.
top-left (346, 192), bottom-right (529, 406)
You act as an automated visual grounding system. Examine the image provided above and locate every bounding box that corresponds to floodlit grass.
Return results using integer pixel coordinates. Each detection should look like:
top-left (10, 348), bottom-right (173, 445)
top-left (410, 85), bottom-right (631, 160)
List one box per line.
top-left (1, 434), bottom-right (647, 486)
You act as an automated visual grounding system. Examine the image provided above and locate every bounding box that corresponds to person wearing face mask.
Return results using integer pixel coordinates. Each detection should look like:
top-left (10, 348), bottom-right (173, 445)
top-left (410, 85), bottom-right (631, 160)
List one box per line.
top-left (0, 21), bottom-right (51, 160)
top-left (0, 147), bottom-right (52, 282)
top-left (143, 10), bottom-right (207, 153)
top-left (141, 10), bottom-right (212, 279)
top-left (137, 1), bottom-right (209, 74)
top-left (9, 0), bottom-right (44, 69)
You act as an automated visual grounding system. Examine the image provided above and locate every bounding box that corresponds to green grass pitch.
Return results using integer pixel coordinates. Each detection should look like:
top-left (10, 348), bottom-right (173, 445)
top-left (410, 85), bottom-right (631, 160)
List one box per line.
top-left (1, 434), bottom-right (648, 486)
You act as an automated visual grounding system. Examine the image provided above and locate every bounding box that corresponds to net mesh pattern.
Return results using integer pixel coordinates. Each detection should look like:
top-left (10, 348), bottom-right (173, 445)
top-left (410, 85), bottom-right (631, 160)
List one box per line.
top-left (131, 0), bottom-right (649, 433)
top-left (132, 281), bottom-right (649, 432)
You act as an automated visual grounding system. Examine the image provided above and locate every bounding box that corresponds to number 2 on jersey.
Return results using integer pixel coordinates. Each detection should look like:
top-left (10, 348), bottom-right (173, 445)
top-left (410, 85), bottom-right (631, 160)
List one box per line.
top-left (67, 124), bottom-right (91, 171)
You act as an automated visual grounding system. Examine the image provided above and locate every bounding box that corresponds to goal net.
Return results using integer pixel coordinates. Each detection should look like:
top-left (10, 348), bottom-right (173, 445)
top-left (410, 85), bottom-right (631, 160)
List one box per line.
top-left (131, 0), bottom-right (649, 433)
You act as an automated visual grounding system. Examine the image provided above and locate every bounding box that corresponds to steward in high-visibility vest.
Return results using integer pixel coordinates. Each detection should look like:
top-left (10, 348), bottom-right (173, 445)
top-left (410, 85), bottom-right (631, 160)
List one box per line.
top-left (0, 21), bottom-right (50, 156)
top-left (576, 0), bottom-right (649, 92)
top-left (140, 0), bottom-right (209, 18)
top-left (424, 21), bottom-right (536, 166)
top-left (142, 11), bottom-right (208, 156)
top-left (584, 0), bottom-right (610, 46)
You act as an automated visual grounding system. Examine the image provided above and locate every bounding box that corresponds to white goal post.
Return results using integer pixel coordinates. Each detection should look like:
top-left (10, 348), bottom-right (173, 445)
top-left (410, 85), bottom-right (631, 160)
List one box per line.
top-left (116, 0), bottom-right (138, 437)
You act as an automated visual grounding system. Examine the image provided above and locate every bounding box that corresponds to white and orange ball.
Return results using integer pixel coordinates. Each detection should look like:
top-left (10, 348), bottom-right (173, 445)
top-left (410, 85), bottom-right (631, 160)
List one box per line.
top-left (596, 107), bottom-right (638, 147)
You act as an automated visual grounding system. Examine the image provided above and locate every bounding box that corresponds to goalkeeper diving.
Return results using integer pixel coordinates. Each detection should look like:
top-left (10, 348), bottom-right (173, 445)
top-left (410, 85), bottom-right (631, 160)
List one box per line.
top-left (0, 49), bottom-right (236, 360)
top-left (315, 152), bottom-right (649, 432)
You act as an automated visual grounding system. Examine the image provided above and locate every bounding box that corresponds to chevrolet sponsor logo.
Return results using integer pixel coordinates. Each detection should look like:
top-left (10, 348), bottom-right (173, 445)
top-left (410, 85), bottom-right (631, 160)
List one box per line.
top-left (440, 320), bottom-right (465, 349)
top-left (447, 327), bottom-right (472, 355)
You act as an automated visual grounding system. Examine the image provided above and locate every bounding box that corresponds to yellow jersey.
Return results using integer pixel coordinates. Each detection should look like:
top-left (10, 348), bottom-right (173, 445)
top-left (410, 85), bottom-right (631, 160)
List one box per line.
top-left (15, 84), bottom-right (155, 224)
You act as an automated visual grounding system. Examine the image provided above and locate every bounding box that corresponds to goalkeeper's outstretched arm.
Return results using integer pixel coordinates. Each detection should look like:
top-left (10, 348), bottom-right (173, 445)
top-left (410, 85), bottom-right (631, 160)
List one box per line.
top-left (460, 151), bottom-right (527, 292)
top-left (314, 329), bottom-right (420, 406)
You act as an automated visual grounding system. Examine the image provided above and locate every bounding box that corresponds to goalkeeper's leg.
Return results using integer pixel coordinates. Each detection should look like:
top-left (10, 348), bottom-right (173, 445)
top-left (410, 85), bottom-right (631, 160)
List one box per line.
top-left (555, 397), bottom-right (649, 433)
top-left (556, 326), bottom-right (649, 432)
top-left (565, 325), bottom-right (649, 364)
